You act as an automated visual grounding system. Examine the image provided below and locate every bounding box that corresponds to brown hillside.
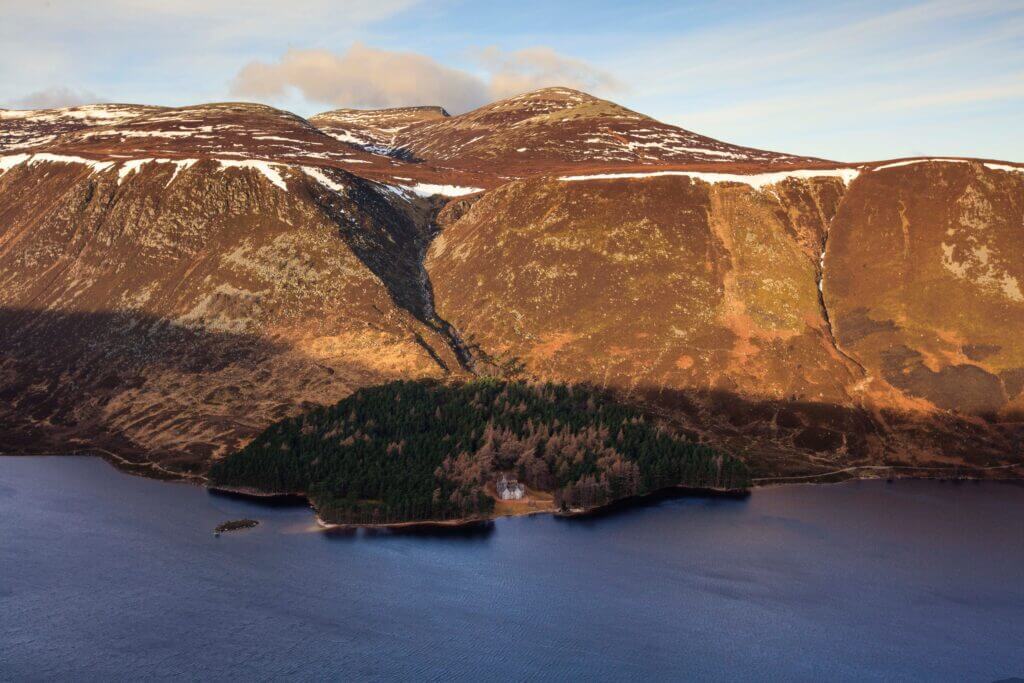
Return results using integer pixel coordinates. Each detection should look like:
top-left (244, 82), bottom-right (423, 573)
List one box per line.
top-left (1, 89), bottom-right (1021, 479)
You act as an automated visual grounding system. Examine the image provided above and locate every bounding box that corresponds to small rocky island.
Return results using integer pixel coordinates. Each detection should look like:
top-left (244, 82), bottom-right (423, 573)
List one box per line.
top-left (214, 519), bottom-right (259, 535)
top-left (208, 379), bottom-right (750, 527)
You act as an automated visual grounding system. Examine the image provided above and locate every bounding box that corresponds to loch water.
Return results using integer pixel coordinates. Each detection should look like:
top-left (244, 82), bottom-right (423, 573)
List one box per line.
top-left (1, 456), bottom-right (1022, 681)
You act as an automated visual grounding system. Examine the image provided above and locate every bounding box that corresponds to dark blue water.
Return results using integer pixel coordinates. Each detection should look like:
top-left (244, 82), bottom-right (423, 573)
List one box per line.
top-left (1, 457), bottom-right (1022, 681)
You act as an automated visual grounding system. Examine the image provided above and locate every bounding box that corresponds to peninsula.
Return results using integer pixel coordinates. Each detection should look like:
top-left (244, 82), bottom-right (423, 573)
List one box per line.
top-left (207, 379), bottom-right (750, 526)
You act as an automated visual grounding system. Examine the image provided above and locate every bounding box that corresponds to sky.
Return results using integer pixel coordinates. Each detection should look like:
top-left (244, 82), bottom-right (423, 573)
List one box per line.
top-left (2, 0), bottom-right (1022, 161)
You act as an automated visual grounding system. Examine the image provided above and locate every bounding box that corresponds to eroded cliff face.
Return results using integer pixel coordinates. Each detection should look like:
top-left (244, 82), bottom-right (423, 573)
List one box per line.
top-left (827, 161), bottom-right (1024, 419)
top-left (426, 165), bottom-right (1024, 476)
top-left (0, 160), bottom-right (454, 471)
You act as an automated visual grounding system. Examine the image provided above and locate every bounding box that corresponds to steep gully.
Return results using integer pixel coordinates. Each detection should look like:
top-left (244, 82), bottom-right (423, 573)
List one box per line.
top-left (815, 224), bottom-right (868, 379)
top-left (308, 175), bottom-right (477, 374)
top-left (413, 235), bottom-right (478, 373)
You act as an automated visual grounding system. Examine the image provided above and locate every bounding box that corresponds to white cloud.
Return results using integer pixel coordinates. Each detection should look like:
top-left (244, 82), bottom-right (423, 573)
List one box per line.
top-left (474, 46), bottom-right (622, 100)
top-left (11, 87), bottom-right (103, 109)
top-left (231, 44), bottom-right (490, 112)
top-left (230, 44), bottom-right (619, 113)
top-left (0, 1), bottom-right (423, 106)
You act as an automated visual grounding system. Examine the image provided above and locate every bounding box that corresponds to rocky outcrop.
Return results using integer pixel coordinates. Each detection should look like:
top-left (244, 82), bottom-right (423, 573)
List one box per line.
top-left (827, 161), bottom-right (1024, 420)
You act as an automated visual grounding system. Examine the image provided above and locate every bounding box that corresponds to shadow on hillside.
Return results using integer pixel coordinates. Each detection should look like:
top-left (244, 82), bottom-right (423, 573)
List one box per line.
top-left (0, 306), bottom-right (288, 374)
top-left (306, 174), bottom-right (474, 371)
top-left (207, 488), bottom-right (311, 508)
top-left (0, 306), bottom-right (292, 462)
top-left (555, 485), bottom-right (751, 527)
top-left (629, 384), bottom-right (1023, 478)
top-left (0, 306), bottom-right (1020, 480)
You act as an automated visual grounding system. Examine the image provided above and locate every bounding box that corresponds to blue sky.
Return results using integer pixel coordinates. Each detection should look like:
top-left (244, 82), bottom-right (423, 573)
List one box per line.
top-left (3, 0), bottom-right (1022, 161)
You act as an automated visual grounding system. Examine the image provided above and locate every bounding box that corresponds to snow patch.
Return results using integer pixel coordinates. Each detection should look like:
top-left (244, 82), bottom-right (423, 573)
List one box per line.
top-left (0, 110), bottom-right (33, 120)
top-left (62, 105), bottom-right (146, 121)
top-left (165, 159), bottom-right (197, 186)
top-left (3, 153), bottom-right (197, 184)
top-left (216, 159), bottom-right (287, 190)
top-left (400, 182), bottom-right (483, 197)
top-left (118, 158), bottom-right (153, 182)
top-left (252, 135), bottom-right (306, 143)
top-left (0, 153), bottom-right (31, 173)
top-left (819, 248), bottom-right (827, 293)
top-left (325, 130), bottom-right (370, 146)
top-left (984, 163), bottom-right (1024, 173)
top-left (0, 105), bottom-right (147, 123)
top-left (302, 166), bottom-right (346, 193)
top-left (872, 158), bottom-right (969, 171)
top-left (673, 146), bottom-right (747, 159)
top-left (559, 168), bottom-right (860, 190)
top-left (118, 158), bottom-right (197, 185)
top-left (82, 129), bottom-right (198, 139)
top-left (27, 153), bottom-right (115, 174)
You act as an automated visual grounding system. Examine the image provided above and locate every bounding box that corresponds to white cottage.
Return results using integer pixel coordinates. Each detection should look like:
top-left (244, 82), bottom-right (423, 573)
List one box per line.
top-left (496, 475), bottom-right (525, 500)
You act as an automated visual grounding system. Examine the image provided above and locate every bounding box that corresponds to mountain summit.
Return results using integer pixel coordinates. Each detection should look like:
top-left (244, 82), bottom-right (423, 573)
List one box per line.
top-left (313, 87), bottom-right (821, 172)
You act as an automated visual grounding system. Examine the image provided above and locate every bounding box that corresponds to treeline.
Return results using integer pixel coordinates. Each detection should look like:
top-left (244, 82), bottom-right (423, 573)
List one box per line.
top-left (208, 379), bottom-right (749, 524)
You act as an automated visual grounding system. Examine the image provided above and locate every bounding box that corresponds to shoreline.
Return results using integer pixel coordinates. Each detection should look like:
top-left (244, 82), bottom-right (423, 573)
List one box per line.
top-left (209, 480), bottom-right (749, 530)
top-left (0, 448), bottom-right (209, 483)
top-left (314, 514), bottom-right (495, 532)
top-left (53, 446), bottom-right (1022, 489)
top-left (207, 485), bottom-right (309, 502)
top-left (5, 451), bottom-right (1022, 529)
top-left (554, 484), bottom-right (750, 521)
top-left (751, 462), bottom-right (1024, 487)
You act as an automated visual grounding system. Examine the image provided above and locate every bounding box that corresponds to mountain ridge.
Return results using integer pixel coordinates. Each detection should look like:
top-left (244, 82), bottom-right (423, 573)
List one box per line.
top-left (1, 87), bottom-right (1022, 480)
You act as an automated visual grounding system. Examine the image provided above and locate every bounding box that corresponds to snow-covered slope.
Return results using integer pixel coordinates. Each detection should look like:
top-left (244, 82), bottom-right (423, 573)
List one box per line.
top-left (0, 103), bottom-right (162, 152)
top-left (354, 87), bottom-right (823, 171)
top-left (310, 106), bottom-right (449, 157)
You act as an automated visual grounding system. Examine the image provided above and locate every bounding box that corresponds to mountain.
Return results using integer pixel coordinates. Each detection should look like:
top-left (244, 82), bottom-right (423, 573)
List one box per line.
top-left (426, 162), bottom-right (1024, 477)
top-left (314, 87), bottom-right (823, 175)
top-left (1, 88), bottom-right (1022, 480)
top-left (0, 103), bottom-right (164, 152)
top-left (310, 105), bottom-right (450, 157)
